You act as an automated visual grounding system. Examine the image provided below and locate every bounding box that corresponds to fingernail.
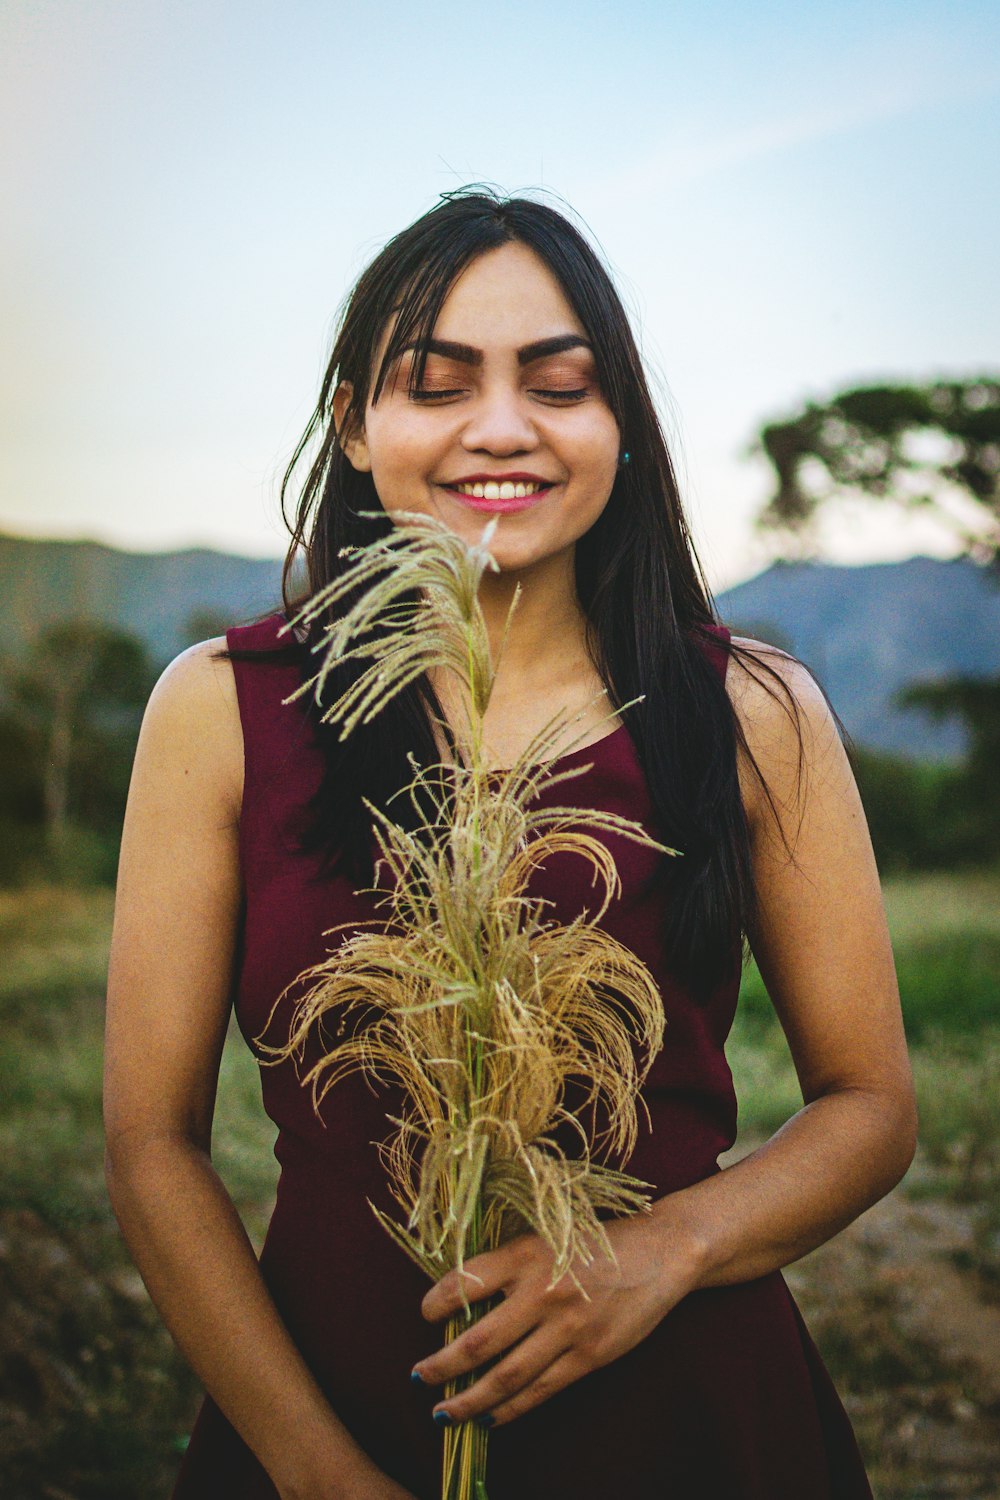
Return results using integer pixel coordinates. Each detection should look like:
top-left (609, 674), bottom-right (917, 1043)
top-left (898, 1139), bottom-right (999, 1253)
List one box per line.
top-left (410, 1368), bottom-right (425, 1386)
top-left (432, 1409), bottom-right (454, 1427)
top-left (477, 1413), bottom-right (495, 1429)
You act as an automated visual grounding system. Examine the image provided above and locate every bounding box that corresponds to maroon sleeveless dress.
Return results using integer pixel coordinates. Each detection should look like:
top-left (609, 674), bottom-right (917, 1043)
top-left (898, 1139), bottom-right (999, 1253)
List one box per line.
top-left (171, 614), bottom-right (872, 1500)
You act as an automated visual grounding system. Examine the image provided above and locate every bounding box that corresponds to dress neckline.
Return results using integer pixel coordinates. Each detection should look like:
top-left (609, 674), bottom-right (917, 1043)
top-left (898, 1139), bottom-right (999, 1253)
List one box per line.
top-left (274, 612), bottom-right (630, 777)
top-left (486, 719), bottom-right (629, 776)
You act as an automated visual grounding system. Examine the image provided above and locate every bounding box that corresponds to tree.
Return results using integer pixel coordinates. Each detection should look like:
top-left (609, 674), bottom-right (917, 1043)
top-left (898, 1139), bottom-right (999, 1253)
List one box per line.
top-left (752, 375), bottom-right (1000, 870)
top-left (754, 377), bottom-right (1000, 563)
top-left (899, 677), bottom-right (1000, 858)
top-left (2, 620), bottom-right (155, 857)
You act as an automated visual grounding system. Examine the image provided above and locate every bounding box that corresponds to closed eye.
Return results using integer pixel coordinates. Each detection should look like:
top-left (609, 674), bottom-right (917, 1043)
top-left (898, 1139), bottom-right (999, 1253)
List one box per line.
top-left (409, 386), bottom-right (590, 403)
top-left (409, 388), bottom-right (466, 402)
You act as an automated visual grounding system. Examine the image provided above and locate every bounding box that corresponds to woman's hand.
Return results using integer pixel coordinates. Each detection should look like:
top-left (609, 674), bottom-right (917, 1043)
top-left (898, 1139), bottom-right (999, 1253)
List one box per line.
top-left (412, 1210), bottom-right (700, 1429)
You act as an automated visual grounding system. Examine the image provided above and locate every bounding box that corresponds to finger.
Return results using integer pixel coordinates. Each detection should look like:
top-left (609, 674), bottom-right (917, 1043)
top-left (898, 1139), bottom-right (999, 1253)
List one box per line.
top-left (421, 1237), bottom-right (529, 1324)
top-left (486, 1349), bottom-right (583, 1428)
top-left (430, 1326), bottom-right (568, 1426)
top-left (419, 1261), bottom-right (500, 1326)
top-left (412, 1291), bottom-right (537, 1388)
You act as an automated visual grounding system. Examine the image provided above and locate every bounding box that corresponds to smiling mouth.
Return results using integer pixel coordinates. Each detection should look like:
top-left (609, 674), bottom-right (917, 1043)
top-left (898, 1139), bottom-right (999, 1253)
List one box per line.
top-left (444, 480), bottom-right (552, 500)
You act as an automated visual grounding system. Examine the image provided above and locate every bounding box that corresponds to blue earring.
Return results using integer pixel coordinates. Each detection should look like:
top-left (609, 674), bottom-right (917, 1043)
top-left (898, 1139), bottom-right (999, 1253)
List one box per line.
top-left (619, 450), bottom-right (631, 467)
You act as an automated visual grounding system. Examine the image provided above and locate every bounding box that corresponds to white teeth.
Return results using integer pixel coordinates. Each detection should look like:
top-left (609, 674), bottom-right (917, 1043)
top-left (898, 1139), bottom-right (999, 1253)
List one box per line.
top-left (452, 480), bottom-right (546, 499)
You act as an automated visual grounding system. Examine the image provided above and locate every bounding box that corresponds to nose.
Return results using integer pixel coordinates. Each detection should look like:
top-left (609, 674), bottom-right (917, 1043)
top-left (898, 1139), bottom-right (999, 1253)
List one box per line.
top-left (459, 381), bottom-right (539, 457)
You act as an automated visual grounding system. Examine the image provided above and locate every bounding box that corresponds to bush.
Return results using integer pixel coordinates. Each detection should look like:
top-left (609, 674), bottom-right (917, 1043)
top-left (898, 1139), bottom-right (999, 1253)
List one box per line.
top-left (911, 1032), bottom-right (1000, 1191)
top-left (0, 820), bottom-right (119, 889)
top-left (851, 747), bottom-right (980, 871)
top-left (895, 932), bottom-right (1000, 1041)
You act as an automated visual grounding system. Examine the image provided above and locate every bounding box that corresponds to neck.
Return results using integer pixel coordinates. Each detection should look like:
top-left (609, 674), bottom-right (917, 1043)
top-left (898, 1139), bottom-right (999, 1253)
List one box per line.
top-left (477, 547), bottom-right (590, 688)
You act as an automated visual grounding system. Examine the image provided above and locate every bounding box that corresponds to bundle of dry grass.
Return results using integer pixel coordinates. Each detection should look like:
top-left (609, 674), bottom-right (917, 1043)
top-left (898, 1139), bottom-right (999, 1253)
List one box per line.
top-left (256, 511), bottom-right (676, 1499)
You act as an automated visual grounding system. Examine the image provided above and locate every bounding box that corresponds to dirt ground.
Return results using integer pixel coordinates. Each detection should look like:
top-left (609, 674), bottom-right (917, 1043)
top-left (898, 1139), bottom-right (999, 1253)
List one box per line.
top-left (3, 1167), bottom-right (999, 1498)
top-left (787, 1180), bottom-right (1000, 1499)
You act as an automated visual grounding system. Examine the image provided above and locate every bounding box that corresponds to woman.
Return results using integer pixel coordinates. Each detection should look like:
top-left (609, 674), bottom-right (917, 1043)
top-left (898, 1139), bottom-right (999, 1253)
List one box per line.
top-left (103, 189), bottom-right (916, 1499)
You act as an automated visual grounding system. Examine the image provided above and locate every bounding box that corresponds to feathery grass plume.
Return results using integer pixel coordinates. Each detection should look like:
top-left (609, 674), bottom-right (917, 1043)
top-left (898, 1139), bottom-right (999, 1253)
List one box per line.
top-left (256, 510), bottom-right (679, 1500)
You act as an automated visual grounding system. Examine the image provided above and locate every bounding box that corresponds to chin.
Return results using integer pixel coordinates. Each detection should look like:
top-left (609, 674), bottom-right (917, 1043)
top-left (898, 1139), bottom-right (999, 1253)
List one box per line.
top-left (481, 535), bottom-right (574, 573)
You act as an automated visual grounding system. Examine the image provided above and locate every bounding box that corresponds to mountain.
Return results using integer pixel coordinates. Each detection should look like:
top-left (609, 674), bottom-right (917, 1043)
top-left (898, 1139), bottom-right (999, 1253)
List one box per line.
top-left (0, 534), bottom-right (284, 667)
top-left (718, 556), bottom-right (998, 759)
top-left (1, 534), bottom-right (994, 760)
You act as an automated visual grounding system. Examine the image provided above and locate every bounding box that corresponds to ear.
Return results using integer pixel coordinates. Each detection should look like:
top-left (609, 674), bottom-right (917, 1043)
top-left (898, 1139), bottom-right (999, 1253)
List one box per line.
top-left (332, 381), bottom-right (372, 472)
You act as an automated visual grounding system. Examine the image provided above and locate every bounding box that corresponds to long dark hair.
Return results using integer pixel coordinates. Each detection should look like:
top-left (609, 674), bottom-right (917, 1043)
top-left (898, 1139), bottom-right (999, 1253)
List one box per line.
top-left (277, 187), bottom-right (783, 991)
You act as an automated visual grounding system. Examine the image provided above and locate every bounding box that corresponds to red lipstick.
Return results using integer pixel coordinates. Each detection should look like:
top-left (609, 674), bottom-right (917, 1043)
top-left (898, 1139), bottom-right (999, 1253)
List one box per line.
top-left (438, 472), bottom-right (558, 513)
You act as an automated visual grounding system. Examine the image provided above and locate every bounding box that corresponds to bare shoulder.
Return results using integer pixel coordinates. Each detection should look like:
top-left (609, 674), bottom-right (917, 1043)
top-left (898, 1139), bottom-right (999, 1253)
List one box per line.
top-left (723, 634), bottom-right (843, 830)
top-left (152, 635), bottom-right (239, 710)
top-left (138, 637), bottom-right (243, 818)
top-left (724, 634), bottom-right (830, 728)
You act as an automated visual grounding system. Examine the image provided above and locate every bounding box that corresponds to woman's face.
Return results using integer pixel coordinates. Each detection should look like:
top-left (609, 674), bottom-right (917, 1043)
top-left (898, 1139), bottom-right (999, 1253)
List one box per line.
top-left (342, 242), bottom-right (621, 573)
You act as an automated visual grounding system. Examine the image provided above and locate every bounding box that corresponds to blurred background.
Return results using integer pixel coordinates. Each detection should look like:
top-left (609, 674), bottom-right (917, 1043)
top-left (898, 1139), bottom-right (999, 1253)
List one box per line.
top-left (1, 2), bottom-right (998, 1495)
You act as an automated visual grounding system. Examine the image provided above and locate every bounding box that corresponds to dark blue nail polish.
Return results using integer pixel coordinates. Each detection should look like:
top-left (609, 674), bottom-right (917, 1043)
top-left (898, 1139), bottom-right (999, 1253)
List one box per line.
top-left (432, 1409), bottom-right (454, 1427)
top-left (410, 1368), bottom-right (425, 1385)
top-left (477, 1413), bottom-right (496, 1429)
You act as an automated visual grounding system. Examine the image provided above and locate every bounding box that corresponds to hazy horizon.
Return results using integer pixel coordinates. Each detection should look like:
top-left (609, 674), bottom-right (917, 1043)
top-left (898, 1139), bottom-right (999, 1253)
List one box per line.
top-left (0, 523), bottom-right (972, 598)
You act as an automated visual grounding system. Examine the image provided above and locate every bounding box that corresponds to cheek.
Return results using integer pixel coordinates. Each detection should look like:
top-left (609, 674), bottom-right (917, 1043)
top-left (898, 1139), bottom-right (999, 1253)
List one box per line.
top-left (571, 416), bottom-right (621, 519)
top-left (365, 413), bottom-right (440, 482)
top-left (570, 417), bottom-right (621, 486)
top-left (560, 404), bottom-right (619, 457)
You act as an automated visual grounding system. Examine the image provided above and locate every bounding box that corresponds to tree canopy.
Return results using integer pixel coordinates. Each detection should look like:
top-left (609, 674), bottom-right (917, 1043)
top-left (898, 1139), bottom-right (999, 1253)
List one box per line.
top-left (751, 375), bottom-right (1000, 866)
top-left (754, 377), bottom-right (1000, 562)
top-left (1, 620), bottom-right (155, 871)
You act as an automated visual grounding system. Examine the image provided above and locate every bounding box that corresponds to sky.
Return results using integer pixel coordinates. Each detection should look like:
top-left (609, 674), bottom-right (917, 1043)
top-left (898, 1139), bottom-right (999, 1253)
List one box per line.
top-left (1, 0), bottom-right (998, 590)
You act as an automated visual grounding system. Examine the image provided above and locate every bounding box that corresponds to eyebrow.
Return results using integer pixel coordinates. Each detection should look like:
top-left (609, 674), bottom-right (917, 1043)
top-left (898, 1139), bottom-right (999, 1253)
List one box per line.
top-left (398, 334), bottom-right (593, 367)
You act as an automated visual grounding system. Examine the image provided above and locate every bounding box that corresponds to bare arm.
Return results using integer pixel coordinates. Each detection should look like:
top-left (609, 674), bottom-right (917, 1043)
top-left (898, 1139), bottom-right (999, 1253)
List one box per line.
top-left (103, 641), bottom-right (415, 1500)
top-left (411, 640), bottom-right (917, 1427)
top-left (652, 640), bottom-right (917, 1281)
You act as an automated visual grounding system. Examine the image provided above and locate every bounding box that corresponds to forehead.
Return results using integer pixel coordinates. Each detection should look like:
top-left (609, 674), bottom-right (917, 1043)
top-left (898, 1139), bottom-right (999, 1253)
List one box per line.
top-left (432, 242), bottom-right (586, 347)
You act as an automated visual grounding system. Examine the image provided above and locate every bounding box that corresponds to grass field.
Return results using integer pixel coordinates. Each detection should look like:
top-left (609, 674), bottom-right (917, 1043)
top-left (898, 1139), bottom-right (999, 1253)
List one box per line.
top-left (729, 872), bottom-right (1000, 1207)
top-left (0, 873), bottom-right (997, 1497)
top-left (0, 888), bottom-right (278, 1498)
